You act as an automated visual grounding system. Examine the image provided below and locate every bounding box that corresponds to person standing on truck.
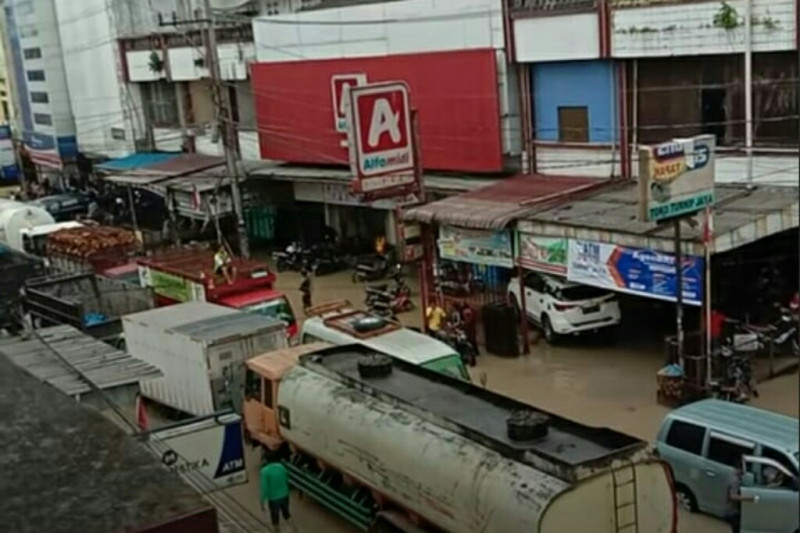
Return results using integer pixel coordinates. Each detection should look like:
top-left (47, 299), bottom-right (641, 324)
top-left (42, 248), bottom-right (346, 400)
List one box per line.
top-left (260, 456), bottom-right (291, 529)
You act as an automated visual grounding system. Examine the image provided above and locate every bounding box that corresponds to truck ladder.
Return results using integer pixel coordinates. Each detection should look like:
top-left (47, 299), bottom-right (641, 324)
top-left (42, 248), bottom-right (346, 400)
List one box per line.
top-left (611, 459), bottom-right (639, 533)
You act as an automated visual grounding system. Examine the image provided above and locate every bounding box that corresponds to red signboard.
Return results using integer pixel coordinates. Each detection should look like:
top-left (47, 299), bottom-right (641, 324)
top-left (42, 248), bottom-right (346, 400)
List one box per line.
top-left (348, 82), bottom-right (415, 193)
top-left (251, 49), bottom-right (503, 173)
top-left (331, 73), bottom-right (366, 132)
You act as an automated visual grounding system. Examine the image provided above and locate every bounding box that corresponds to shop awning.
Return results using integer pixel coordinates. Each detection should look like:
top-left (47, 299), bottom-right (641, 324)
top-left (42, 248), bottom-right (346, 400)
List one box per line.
top-left (250, 163), bottom-right (497, 194)
top-left (403, 174), bottom-right (604, 230)
top-left (95, 152), bottom-right (179, 173)
top-left (517, 182), bottom-right (800, 256)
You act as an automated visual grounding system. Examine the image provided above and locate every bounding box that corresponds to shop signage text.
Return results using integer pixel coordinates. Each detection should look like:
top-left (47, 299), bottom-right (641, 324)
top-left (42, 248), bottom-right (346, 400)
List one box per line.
top-left (346, 81), bottom-right (416, 196)
top-left (566, 239), bottom-right (704, 305)
top-left (639, 134), bottom-right (716, 222)
top-left (516, 234), bottom-right (568, 275)
top-left (438, 226), bottom-right (513, 268)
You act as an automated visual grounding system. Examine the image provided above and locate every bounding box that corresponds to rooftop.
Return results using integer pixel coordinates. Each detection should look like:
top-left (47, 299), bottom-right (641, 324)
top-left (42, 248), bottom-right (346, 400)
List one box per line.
top-left (0, 326), bottom-right (162, 403)
top-left (302, 345), bottom-right (647, 482)
top-left (139, 246), bottom-right (272, 281)
top-left (518, 181), bottom-right (799, 255)
top-left (0, 352), bottom-right (215, 533)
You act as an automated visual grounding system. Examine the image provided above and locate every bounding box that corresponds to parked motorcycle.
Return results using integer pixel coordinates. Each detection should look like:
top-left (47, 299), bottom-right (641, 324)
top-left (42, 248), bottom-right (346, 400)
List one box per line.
top-left (447, 326), bottom-right (477, 367)
top-left (353, 254), bottom-right (391, 283)
top-left (710, 344), bottom-right (758, 403)
top-left (307, 241), bottom-right (346, 276)
top-left (272, 242), bottom-right (304, 272)
top-left (438, 261), bottom-right (484, 296)
top-left (769, 306), bottom-right (799, 357)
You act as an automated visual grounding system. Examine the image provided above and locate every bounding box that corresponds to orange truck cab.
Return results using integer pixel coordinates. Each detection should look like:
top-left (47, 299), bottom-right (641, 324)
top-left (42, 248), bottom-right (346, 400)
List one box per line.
top-left (138, 248), bottom-right (298, 340)
top-left (242, 343), bottom-right (330, 450)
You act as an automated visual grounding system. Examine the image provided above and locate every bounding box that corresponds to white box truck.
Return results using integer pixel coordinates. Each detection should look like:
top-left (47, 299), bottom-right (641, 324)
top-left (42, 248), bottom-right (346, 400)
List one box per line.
top-left (124, 302), bottom-right (287, 416)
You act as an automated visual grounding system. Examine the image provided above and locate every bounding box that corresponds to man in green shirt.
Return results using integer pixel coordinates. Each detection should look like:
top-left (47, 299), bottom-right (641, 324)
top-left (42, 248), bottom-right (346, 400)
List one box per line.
top-left (260, 457), bottom-right (291, 528)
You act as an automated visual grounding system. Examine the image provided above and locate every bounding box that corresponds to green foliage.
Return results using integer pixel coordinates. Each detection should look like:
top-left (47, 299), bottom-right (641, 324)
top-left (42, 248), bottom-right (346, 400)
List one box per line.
top-left (713, 2), bottom-right (740, 30)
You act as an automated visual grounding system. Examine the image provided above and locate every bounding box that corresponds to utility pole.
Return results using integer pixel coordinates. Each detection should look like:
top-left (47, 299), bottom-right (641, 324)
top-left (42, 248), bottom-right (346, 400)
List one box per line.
top-left (202, 0), bottom-right (250, 258)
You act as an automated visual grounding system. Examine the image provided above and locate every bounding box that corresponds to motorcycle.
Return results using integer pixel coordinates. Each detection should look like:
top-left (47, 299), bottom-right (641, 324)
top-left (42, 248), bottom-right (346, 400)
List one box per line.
top-left (710, 345), bottom-right (758, 403)
top-left (307, 242), bottom-right (345, 276)
top-left (438, 261), bottom-right (484, 297)
top-left (272, 242), bottom-right (304, 272)
top-left (443, 326), bottom-right (477, 367)
top-left (769, 306), bottom-right (799, 357)
top-left (364, 265), bottom-right (414, 314)
top-left (353, 254), bottom-right (390, 283)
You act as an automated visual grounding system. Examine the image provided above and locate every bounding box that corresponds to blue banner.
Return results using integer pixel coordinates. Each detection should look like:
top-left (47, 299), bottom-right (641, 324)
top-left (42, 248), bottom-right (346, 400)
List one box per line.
top-left (567, 239), bottom-right (704, 306)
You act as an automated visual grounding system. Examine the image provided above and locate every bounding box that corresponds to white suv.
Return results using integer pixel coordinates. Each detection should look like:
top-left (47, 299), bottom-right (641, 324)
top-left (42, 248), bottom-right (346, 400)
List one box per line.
top-left (507, 272), bottom-right (621, 343)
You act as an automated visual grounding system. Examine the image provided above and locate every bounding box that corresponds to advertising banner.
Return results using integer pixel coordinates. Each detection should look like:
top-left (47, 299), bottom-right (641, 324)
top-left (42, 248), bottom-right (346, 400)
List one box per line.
top-left (567, 239), bottom-right (704, 305)
top-left (639, 134), bottom-right (715, 222)
top-left (438, 226), bottom-right (513, 268)
top-left (516, 234), bottom-right (568, 275)
top-left (149, 269), bottom-right (197, 303)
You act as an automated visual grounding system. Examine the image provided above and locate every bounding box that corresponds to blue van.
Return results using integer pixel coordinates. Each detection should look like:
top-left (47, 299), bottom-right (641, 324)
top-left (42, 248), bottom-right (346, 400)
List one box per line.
top-left (656, 399), bottom-right (798, 532)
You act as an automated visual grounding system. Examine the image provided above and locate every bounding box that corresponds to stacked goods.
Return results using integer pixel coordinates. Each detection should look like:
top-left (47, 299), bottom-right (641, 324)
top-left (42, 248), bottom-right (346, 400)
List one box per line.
top-left (47, 226), bottom-right (138, 259)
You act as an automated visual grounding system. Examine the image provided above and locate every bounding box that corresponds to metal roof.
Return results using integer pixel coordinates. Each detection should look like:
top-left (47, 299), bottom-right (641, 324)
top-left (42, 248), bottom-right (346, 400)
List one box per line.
top-left (0, 351), bottom-right (214, 533)
top-left (404, 174), bottom-right (604, 230)
top-left (144, 153), bottom-right (224, 175)
top-left (95, 152), bottom-right (179, 173)
top-left (517, 182), bottom-right (799, 256)
top-left (250, 163), bottom-right (497, 194)
top-left (0, 326), bottom-right (162, 398)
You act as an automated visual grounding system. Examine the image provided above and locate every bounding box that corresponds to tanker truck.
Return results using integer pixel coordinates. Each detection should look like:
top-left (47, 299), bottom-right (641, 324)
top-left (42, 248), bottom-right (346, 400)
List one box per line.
top-left (243, 344), bottom-right (677, 533)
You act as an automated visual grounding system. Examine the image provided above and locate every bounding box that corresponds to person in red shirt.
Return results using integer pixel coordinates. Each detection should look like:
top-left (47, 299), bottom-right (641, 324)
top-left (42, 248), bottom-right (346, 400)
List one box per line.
top-left (708, 308), bottom-right (727, 351)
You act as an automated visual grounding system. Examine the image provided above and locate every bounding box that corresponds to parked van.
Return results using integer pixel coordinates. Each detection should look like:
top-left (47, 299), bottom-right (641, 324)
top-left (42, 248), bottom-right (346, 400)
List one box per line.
top-left (656, 399), bottom-right (798, 532)
top-left (300, 302), bottom-right (470, 381)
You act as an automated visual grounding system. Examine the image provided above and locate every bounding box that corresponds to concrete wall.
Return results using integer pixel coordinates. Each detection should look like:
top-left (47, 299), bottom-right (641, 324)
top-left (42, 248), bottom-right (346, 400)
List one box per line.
top-left (514, 12), bottom-right (600, 62)
top-left (612, 0), bottom-right (797, 57)
top-left (55, 0), bottom-right (141, 157)
top-left (532, 60), bottom-right (617, 143)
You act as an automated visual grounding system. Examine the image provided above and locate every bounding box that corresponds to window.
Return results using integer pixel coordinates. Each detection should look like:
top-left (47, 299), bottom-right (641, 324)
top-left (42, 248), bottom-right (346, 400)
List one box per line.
top-left (665, 419), bottom-right (706, 455)
top-left (26, 70), bottom-right (45, 82)
top-left (142, 81), bottom-right (179, 127)
top-left (30, 91), bottom-right (48, 104)
top-left (33, 113), bottom-right (52, 126)
top-left (558, 106), bottom-right (589, 143)
top-left (707, 435), bottom-right (754, 467)
top-left (245, 369), bottom-right (261, 401)
top-left (762, 447), bottom-right (798, 477)
top-left (23, 47), bottom-right (41, 60)
top-left (524, 273), bottom-right (544, 291)
top-left (263, 378), bottom-right (273, 408)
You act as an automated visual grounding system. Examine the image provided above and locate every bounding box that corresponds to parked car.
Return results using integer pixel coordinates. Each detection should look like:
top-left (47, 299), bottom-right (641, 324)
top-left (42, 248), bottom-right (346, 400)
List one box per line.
top-left (655, 399), bottom-right (799, 532)
top-left (32, 192), bottom-right (93, 221)
top-left (507, 272), bottom-right (621, 343)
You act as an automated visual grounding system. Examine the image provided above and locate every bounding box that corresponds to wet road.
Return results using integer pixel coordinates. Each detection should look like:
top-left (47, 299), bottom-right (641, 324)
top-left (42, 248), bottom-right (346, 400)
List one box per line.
top-left (136, 265), bottom-right (798, 533)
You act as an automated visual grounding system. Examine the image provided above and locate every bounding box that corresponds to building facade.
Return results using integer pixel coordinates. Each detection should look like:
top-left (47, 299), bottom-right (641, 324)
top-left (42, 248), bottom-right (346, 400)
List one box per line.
top-left (508, 0), bottom-right (799, 185)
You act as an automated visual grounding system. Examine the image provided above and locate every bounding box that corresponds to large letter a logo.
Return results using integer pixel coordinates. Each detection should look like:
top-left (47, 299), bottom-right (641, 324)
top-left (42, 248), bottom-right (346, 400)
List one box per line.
top-left (367, 98), bottom-right (401, 148)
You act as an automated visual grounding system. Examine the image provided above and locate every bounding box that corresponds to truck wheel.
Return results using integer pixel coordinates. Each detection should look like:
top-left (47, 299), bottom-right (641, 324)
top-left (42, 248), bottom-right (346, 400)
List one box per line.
top-left (357, 354), bottom-right (393, 378)
top-left (506, 410), bottom-right (549, 441)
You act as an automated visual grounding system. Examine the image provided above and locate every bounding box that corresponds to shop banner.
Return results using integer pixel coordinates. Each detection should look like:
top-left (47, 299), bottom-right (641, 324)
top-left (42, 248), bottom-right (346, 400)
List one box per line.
top-left (438, 226), bottom-right (513, 268)
top-left (516, 234), bottom-right (567, 275)
top-left (567, 240), bottom-right (704, 305)
top-left (149, 269), bottom-right (196, 302)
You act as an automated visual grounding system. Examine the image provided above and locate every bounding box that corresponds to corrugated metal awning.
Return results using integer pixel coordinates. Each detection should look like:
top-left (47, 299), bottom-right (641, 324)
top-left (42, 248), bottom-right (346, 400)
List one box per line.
top-left (0, 326), bottom-right (162, 398)
top-left (404, 175), bottom-right (604, 230)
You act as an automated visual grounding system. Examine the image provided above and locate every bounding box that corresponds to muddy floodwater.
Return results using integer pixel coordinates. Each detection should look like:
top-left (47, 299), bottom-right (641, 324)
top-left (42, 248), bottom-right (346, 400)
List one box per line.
top-left (166, 266), bottom-right (800, 533)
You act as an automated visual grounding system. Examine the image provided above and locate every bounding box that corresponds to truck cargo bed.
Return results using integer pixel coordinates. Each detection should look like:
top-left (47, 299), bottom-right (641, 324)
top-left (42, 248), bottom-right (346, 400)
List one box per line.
top-left (23, 273), bottom-right (154, 341)
top-left (0, 246), bottom-right (44, 330)
top-left (304, 347), bottom-right (647, 482)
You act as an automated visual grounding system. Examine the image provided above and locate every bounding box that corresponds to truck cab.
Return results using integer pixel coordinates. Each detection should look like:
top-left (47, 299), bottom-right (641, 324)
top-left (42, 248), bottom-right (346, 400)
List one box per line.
top-left (138, 247), bottom-right (298, 340)
top-left (242, 343), bottom-right (331, 451)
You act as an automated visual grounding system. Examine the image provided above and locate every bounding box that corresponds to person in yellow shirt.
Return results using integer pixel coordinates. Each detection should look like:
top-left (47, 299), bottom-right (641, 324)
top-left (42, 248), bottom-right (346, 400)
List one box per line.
top-left (426, 297), bottom-right (447, 338)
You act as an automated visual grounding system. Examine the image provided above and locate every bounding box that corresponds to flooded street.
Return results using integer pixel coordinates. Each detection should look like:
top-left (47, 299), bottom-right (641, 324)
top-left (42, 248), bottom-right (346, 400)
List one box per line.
top-left (264, 266), bottom-right (799, 533)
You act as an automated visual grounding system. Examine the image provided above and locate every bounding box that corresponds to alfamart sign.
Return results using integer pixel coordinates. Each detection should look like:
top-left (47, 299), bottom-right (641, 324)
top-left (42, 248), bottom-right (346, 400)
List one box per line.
top-left (638, 134), bottom-right (716, 222)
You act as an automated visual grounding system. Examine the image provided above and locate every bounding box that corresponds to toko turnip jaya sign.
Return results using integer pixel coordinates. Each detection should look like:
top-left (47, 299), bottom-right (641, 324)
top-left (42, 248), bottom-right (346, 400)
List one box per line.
top-left (346, 81), bottom-right (417, 195)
